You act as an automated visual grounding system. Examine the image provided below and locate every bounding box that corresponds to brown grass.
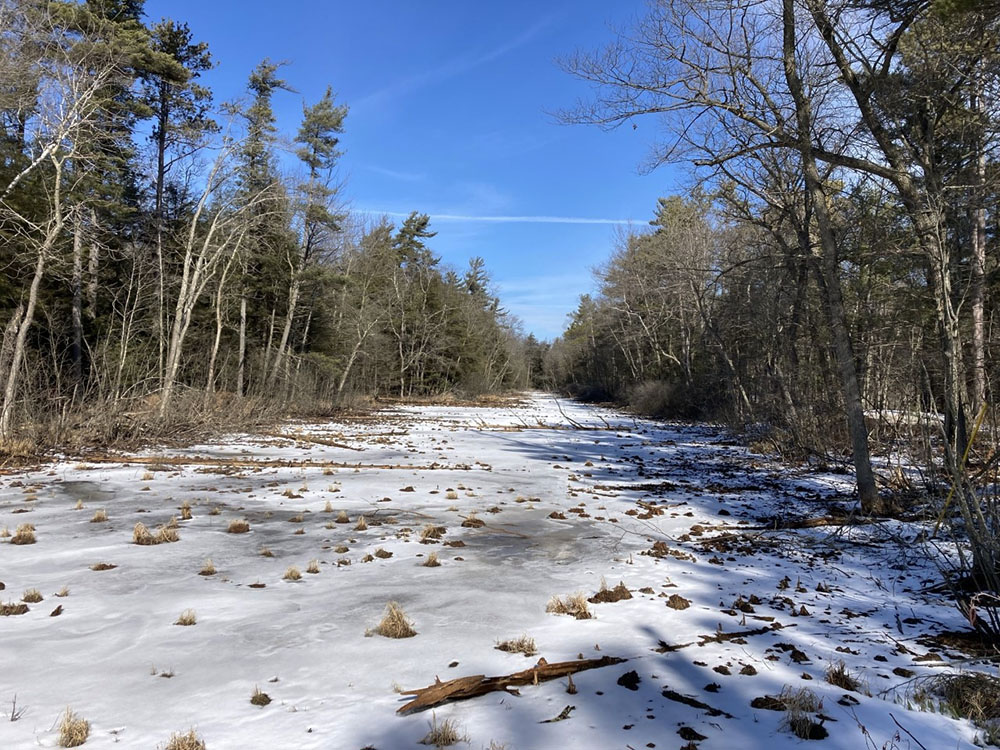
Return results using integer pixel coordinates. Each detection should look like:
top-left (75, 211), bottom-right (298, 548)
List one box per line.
top-left (779, 687), bottom-right (826, 740)
top-left (367, 601), bottom-right (417, 638)
top-left (180, 506), bottom-right (193, 521)
top-left (11, 523), bottom-right (35, 545)
top-left (162, 730), bottom-right (206, 750)
top-left (259, 546), bottom-right (274, 557)
top-left (420, 714), bottom-right (467, 747)
top-left (90, 509), bottom-right (107, 523)
top-left (354, 516), bottom-right (368, 531)
top-left (420, 524), bottom-right (445, 541)
top-left (374, 547), bottom-right (393, 559)
top-left (250, 686), bottom-right (271, 706)
top-left (546, 593), bottom-right (592, 620)
top-left (283, 566), bottom-right (302, 581)
top-left (199, 559), bottom-right (216, 576)
top-left (933, 672), bottom-right (1000, 735)
top-left (22, 588), bottom-right (42, 603)
top-left (323, 500), bottom-right (333, 513)
top-left (227, 519), bottom-right (250, 534)
top-left (306, 559), bottom-right (320, 574)
top-left (288, 512), bottom-right (304, 523)
top-left (74, 499), bottom-right (84, 510)
top-left (90, 562), bottom-right (116, 571)
top-left (1, 601), bottom-right (29, 616)
top-left (175, 609), bottom-right (197, 626)
top-left (495, 635), bottom-right (537, 656)
top-left (588, 579), bottom-right (633, 604)
top-left (0, 526), bottom-right (9, 538)
top-left (422, 552), bottom-right (441, 567)
top-left (335, 510), bottom-right (350, 524)
top-left (445, 490), bottom-right (459, 500)
top-left (58, 708), bottom-right (90, 747)
top-left (55, 585), bottom-right (70, 597)
top-left (826, 660), bottom-right (862, 692)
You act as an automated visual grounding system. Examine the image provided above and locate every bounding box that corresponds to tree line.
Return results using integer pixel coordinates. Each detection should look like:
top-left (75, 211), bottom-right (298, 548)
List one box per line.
top-left (547, 0), bottom-right (1000, 634)
top-left (0, 0), bottom-right (528, 447)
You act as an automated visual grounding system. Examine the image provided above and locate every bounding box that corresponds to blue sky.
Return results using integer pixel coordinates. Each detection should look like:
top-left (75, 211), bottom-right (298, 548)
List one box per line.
top-left (142, 0), bottom-right (681, 340)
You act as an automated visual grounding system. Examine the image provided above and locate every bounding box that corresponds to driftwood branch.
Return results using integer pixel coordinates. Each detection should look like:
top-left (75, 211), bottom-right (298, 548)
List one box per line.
top-left (397, 655), bottom-right (626, 715)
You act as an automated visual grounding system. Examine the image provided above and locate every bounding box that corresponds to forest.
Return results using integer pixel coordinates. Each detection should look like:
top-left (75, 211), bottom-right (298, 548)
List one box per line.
top-left (0, 0), bottom-right (530, 452)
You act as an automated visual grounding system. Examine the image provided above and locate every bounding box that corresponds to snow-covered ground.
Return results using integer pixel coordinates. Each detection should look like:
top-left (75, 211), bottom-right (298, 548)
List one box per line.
top-left (0, 393), bottom-right (984, 749)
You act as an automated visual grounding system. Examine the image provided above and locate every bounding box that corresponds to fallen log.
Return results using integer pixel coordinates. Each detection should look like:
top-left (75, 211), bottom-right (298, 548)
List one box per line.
top-left (397, 655), bottom-right (626, 715)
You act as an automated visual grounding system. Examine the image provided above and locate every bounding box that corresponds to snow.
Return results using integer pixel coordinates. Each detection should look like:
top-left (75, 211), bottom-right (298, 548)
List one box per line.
top-left (0, 393), bottom-right (984, 749)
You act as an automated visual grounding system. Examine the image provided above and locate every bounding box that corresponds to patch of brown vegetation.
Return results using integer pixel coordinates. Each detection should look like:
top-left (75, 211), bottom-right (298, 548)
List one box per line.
top-left (496, 635), bottom-right (537, 657)
top-left (163, 730), bottom-right (207, 750)
top-left (666, 594), bottom-right (691, 610)
top-left (0, 601), bottom-right (29, 616)
top-left (588, 580), bottom-right (632, 604)
top-left (250, 687), bottom-right (271, 706)
top-left (58, 708), bottom-right (90, 747)
top-left (367, 601), bottom-right (417, 638)
top-left (546, 593), bottom-right (592, 620)
top-left (90, 562), bottom-right (116, 571)
top-left (227, 519), bottom-right (250, 533)
top-left (11, 523), bottom-right (35, 545)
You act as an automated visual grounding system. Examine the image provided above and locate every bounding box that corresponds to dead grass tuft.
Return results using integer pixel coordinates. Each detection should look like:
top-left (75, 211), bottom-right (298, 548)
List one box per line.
top-left (11, 523), bottom-right (35, 545)
top-left (162, 730), bottom-right (207, 750)
top-left (22, 588), bottom-right (42, 603)
top-left (306, 559), bottom-right (320, 574)
top-left (1, 601), bottom-right (29, 616)
top-left (445, 490), bottom-right (458, 500)
top-left (283, 566), bottom-right (302, 581)
top-left (56, 585), bottom-right (70, 597)
top-left (932, 672), bottom-right (1000, 739)
top-left (175, 609), bottom-right (197, 626)
top-left (227, 519), bottom-right (250, 534)
top-left (779, 686), bottom-right (826, 740)
top-left (156, 525), bottom-right (179, 544)
top-left (90, 562), bottom-right (116, 571)
top-left (826, 660), bottom-right (862, 692)
top-left (354, 515), bottom-right (368, 531)
top-left (199, 559), bottom-right (216, 576)
top-left (58, 708), bottom-right (90, 747)
top-left (546, 593), bottom-right (592, 620)
top-left (180, 506), bottom-right (193, 521)
top-left (90, 509), bottom-right (107, 523)
top-left (133, 522), bottom-right (153, 544)
top-left (422, 552), bottom-right (441, 567)
top-left (374, 547), bottom-right (393, 559)
top-left (323, 500), bottom-right (333, 513)
top-left (259, 546), bottom-right (274, 557)
top-left (367, 601), bottom-right (416, 638)
top-left (495, 635), bottom-right (537, 656)
top-left (420, 713), bottom-right (467, 747)
top-left (0, 526), bottom-right (9, 538)
top-left (335, 510), bottom-right (350, 524)
top-left (588, 579), bottom-right (632, 604)
top-left (250, 686), bottom-right (271, 706)
top-left (74, 499), bottom-right (84, 510)
top-left (420, 524), bottom-right (445, 542)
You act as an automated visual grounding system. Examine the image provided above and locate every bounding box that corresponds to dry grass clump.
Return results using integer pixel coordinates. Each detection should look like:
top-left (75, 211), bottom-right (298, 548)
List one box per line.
top-left (422, 552), bottom-right (441, 567)
top-left (588, 579), bottom-right (633, 604)
top-left (445, 490), bottom-right (459, 500)
top-left (374, 547), bottom-right (393, 559)
top-left (323, 500), bottom-right (333, 513)
top-left (461, 512), bottom-right (484, 528)
top-left (250, 686), bottom-right (271, 706)
top-left (826, 660), bottom-right (862, 692)
top-left (56, 585), bottom-right (70, 597)
top-left (74, 499), bottom-right (84, 510)
top-left (779, 686), bottom-right (827, 740)
top-left (283, 566), bottom-right (302, 581)
top-left (90, 562), bottom-right (116, 571)
top-left (335, 510), bottom-right (350, 524)
top-left (11, 523), bottom-right (35, 544)
top-left (208, 506), bottom-right (221, 516)
top-left (180, 505), bottom-right (193, 521)
top-left (162, 730), bottom-right (206, 750)
top-left (0, 526), bottom-right (9, 538)
top-left (495, 635), bottom-right (537, 656)
top-left (133, 522), bottom-right (179, 545)
top-left (354, 515), bottom-right (368, 531)
top-left (288, 512), bottom-right (304, 523)
top-left (227, 519), bottom-right (251, 534)
top-left (1, 601), bottom-right (29, 616)
top-left (22, 588), bottom-right (43, 603)
top-left (546, 593), bottom-right (592, 620)
top-left (306, 559), bottom-right (320, 574)
top-left (367, 601), bottom-right (417, 638)
top-left (932, 672), bottom-right (1000, 744)
top-left (420, 524), bottom-right (445, 542)
top-left (174, 609), bottom-right (197, 626)
top-left (199, 558), bottom-right (216, 576)
top-left (58, 708), bottom-right (90, 747)
top-left (90, 509), bottom-right (107, 523)
top-left (420, 714), bottom-right (467, 747)
top-left (259, 546), bottom-right (274, 557)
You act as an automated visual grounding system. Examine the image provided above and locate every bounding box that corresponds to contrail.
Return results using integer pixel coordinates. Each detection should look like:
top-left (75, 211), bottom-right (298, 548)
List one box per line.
top-left (358, 210), bottom-right (636, 225)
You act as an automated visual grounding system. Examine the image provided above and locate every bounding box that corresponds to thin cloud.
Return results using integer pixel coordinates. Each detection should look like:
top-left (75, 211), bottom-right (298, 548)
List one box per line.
top-left (358, 210), bottom-right (636, 225)
top-left (364, 164), bottom-right (425, 182)
top-left (355, 14), bottom-right (557, 110)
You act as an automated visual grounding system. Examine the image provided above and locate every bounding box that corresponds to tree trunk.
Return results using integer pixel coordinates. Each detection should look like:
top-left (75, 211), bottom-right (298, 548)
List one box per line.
top-left (782, 0), bottom-right (881, 513)
top-left (71, 207), bottom-right (84, 390)
top-left (237, 294), bottom-right (247, 397)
